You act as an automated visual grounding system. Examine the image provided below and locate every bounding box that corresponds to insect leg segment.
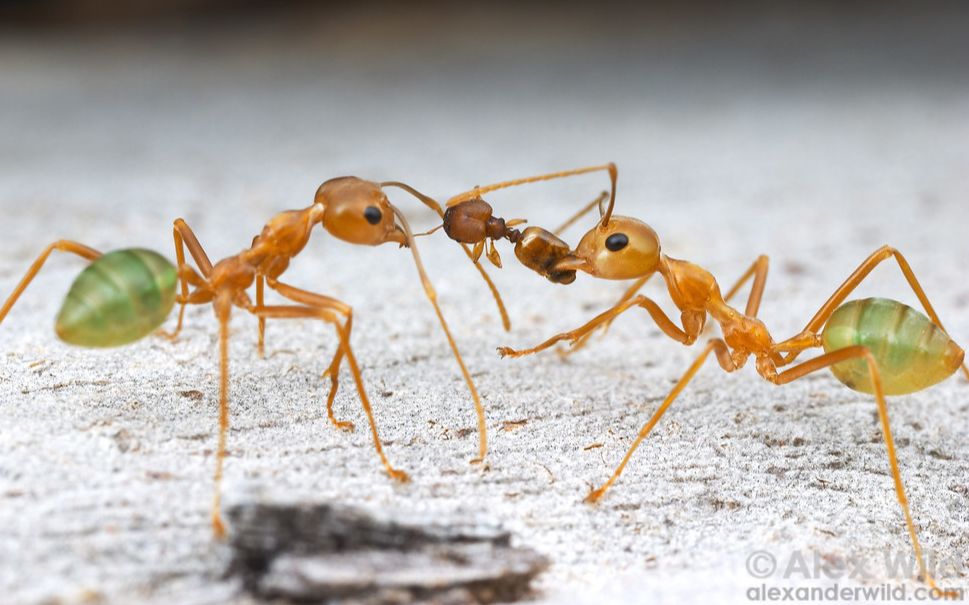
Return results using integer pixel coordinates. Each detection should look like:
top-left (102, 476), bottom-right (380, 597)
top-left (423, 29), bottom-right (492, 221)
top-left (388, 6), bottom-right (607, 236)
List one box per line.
top-left (498, 295), bottom-right (698, 359)
top-left (586, 256), bottom-right (771, 500)
top-left (723, 254), bottom-right (770, 317)
top-left (166, 219), bottom-right (216, 340)
top-left (760, 344), bottom-right (950, 594)
top-left (265, 278), bottom-right (356, 432)
top-left (248, 301), bottom-right (409, 483)
top-left (389, 205), bottom-right (489, 464)
top-left (779, 246), bottom-right (968, 379)
top-left (211, 291), bottom-right (232, 537)
top-left (255, 275), bottom-right (266, 357)
top-left (586, 339), bottom-right (720, 503)
top-left (561, 274), bottom-right (655, 357)
top-left (0, 240), bottom-right (102, 326)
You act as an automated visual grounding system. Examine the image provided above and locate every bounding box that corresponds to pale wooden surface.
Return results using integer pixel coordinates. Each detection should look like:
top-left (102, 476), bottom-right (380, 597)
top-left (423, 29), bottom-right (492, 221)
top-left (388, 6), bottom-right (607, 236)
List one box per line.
top-left (1, 6), bottom-right (968, 604)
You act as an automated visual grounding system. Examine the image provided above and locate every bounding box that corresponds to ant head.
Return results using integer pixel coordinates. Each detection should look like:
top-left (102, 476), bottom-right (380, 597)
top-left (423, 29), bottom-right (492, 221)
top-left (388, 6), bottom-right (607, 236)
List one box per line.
top-left (315, 177), bottom-right (407, 246)
top-left (554, 216), bottom-right (661, 280)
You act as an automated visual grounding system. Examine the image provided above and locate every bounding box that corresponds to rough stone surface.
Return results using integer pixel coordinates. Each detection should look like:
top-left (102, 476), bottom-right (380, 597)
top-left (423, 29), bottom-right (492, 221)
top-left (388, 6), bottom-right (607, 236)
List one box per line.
top-left (1, 5), bottom-right (968, 604)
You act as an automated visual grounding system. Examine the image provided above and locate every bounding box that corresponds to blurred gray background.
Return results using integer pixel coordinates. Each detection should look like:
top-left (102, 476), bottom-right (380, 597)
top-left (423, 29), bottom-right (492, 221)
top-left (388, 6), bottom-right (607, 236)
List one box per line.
top-left (1, 2), bottom-right (968, 604)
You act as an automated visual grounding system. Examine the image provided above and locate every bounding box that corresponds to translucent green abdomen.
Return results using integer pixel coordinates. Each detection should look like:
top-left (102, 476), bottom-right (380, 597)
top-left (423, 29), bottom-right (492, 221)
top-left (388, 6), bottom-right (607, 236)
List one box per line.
top-left (55, 249), bottom-right (177, 348)
top-left (821, 297), bottom-right (964, 395)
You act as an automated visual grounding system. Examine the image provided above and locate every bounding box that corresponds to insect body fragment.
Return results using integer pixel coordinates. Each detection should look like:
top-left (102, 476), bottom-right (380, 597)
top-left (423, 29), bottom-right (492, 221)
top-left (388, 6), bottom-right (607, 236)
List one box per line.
top-left (56, 249), bottom-right (177, 347)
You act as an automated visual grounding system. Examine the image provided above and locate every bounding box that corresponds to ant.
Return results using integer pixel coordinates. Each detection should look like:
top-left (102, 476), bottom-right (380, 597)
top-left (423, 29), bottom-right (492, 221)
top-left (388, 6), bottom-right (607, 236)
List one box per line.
top-left (0, 176), bottom-right (496, 537)
top-left (438, 163), bottom-right (967, 593)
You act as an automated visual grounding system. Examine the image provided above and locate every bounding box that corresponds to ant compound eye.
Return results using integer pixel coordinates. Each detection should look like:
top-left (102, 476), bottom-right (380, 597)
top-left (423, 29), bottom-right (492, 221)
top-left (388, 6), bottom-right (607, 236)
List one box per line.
top-left (605, 233), bottom-right (629, 252)
top-left (363, 206), bottom-right (382, 225)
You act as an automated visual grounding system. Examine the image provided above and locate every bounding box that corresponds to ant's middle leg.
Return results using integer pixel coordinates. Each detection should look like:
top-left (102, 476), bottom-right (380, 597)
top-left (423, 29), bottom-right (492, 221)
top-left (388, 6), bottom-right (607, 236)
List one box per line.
top-left (587, 256), bottom-right (770, 501)
top-left (760, 346), bottom-right (951, 594)
top-left (250, 301), bottom-right (408, 482)
top-left (776, 245), bottom-right (968, 379)
top-left (265, 279), bottom-right (357, 432)
top-left (0, 240), bottom-right (101, 326)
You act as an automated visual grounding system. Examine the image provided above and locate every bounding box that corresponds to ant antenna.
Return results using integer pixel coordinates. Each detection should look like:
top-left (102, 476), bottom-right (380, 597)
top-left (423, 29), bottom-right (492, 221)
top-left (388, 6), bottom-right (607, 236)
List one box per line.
top-left (382, 181), bottom-right (510, 331)
top-left (553, 190), bottom-right (610, 236)
top-left (599, 162), bottom-right (618, 228)
top-left (445, 163), bottom-right (616, 207)
top-left (389, 204), bottom-right (489, 463)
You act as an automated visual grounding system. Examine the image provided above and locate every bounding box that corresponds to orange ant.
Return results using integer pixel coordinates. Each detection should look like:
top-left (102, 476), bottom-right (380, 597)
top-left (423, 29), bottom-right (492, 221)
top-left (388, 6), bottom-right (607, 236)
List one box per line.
top-left (0, 176), bottom-right (497, 536)
top-left (440, 163), bottom-right (967, 592)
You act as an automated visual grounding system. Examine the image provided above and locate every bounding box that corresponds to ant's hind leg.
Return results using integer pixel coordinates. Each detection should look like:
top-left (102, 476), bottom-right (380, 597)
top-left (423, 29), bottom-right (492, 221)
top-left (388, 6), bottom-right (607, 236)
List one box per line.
top-left (765, 346), bottom-right (953, 594)
top-left (251, 302), bottom-right (409, 482)
top-left (779, 246), bottom-right (968, 379)
top-left (0, 240), bottom-right (101, 326)
top-left (165, 218), bottom-right (216, 341)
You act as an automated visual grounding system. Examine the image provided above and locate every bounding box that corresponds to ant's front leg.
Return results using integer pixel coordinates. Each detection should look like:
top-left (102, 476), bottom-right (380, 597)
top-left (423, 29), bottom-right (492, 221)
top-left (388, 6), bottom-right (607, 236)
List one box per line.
top-left (499, 295), bottom-right (698, 359)
top-left (560, 274), bottom-right (653, 357)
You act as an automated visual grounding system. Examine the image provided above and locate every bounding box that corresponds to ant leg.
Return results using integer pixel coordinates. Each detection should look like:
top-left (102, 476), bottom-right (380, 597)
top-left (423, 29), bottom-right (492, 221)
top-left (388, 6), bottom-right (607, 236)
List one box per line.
top-left (566, 256), bottom-right (770, 357)
top-left (724, 255), bottom-right (770, 317)
top-left (561, 275), bottom-right (654, 356)
top-left (250, 302), bottom-right (409, 482)
top-left (210, 293), bottom-right (232, 538)
top-left (499, 294), bottom-right (695, 359)
top-left (587, 339), bottom-right (734, 502)
top-left (164, 219), bottom-right (215, 340)
top-left (382, 180), bottom-right (511, 331)
top-left (255, 275), bottom-right (266, 358)
top-left (778, 246), bottom-right (968, 379)
top-left (0, 240), bottom-right (101, 326)
top-left (389, 206), bottom-right (489, 464)
top-left (763, 346), bottom-right (952, 594)
top-left (586, 259), bottom-right (770, 500)
top-left (266, 279), bottom-right (355, 432)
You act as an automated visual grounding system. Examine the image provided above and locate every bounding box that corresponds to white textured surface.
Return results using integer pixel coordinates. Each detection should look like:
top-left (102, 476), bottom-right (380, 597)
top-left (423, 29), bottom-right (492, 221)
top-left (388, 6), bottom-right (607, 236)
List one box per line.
top-left (1, 7), bottom-right (968, 604)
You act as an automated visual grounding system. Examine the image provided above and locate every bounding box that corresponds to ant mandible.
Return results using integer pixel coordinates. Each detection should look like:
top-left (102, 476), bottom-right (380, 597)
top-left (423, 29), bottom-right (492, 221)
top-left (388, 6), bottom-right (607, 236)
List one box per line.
top-left (0, 176), bottom-right (495, 537)
top-left (439, 163), bottom-right (967, 593)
